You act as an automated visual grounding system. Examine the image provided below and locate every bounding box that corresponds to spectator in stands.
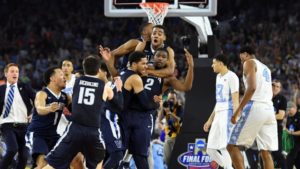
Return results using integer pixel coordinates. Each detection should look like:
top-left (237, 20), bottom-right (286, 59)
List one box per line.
top-left (272, 79), bottom-right (287, 168)
top-left (285, 102), bottom-right (300, 169)
top-left (158, 91), bottom-right (184, 166)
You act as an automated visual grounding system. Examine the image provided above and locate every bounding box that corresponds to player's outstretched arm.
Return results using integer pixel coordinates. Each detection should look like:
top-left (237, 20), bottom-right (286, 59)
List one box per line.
top-left (163, 48), bottom-right (194, 92)
top-left (147, 47), bottom-right (175, 77)
top-left (135, 41), bottom-right (147, 52)
top-left (113, 39), bottom-right (141, 58)
top-left (35, 91), bottom-right (60, 115)
top-left (99, 45), bottom-right (119, 77)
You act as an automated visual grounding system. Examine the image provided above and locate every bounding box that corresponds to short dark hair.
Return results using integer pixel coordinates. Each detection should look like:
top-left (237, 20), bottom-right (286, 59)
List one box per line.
top-left (83, 55), bottom-right (101, 75)
top-left (214, 54), bottom-right (228, 66)
top-left (128, 51), bottom-right (147, 66)
top-left (100, 62), bottom-right (110, 79)
top-left (4, 63), bottom-right (18, 73)
top-left (139, 22), bottom-right (153, 35)
top-left (153, 25), bottom-right (166, 35)
top-left (154, 48), bottom-right (169, 58)
top-left (240, 46), bottom-right (255, 55)
top-left (61, 59), bottom-right (73, 67)
top-left (44, 67), bottom-right (60, 85)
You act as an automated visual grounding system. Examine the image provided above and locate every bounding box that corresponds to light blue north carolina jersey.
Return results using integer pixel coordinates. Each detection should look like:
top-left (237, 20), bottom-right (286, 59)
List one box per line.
top-left (62, 74), bottom-right (76, 95)
top-left (215, 70), bottom-right (239, 111)
top-left (243, 59), bottom-right (273, 105)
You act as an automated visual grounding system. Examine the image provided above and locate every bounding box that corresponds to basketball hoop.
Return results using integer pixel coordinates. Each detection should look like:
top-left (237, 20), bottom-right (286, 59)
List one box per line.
top-left (140, 2), bottom-right (169, 25)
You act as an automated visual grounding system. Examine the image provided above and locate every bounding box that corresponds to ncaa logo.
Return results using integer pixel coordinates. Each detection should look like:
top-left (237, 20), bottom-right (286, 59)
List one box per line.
top-left (177, 138), bottom-right (218, 169)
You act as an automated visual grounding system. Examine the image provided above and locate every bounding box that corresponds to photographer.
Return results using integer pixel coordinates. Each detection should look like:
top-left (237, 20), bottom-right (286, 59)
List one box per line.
top-left (158, 90), bottom-right (184, 166)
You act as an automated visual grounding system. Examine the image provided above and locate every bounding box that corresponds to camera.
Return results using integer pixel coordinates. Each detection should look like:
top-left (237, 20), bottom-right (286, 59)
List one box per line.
top-left (163, 101), bottom-right (170, 108)
top-left (163, 100), bottom-right (175, 109)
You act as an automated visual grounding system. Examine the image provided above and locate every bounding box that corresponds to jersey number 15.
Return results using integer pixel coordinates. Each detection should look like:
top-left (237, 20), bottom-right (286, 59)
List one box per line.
top-left (78, 87), bottom-right (95, 105)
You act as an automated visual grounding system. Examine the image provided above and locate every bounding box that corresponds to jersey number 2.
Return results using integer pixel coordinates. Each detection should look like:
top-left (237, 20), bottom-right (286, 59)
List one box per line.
top-left (145, 78), bottom-right (154, 90)
top-left (78, 87), bottom-right (95, 105)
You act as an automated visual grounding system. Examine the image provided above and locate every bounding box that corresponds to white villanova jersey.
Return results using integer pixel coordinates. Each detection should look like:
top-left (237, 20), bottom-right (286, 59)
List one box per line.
top-left (243, 59), bottom-right (273, 104)
top-left (215, 70), bottom-right (239, 112)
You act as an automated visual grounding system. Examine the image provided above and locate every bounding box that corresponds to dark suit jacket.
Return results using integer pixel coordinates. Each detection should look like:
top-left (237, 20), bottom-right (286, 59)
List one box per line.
top-left (0, 82), bottom-right (36, 117)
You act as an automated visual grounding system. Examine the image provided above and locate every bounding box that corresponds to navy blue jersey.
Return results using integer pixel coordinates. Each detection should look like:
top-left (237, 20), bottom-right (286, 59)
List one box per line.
top-left (142, 76), bottom-right (163, 110)
top-left (71, 75), bottom-right (105, 127)
top-left (120, 69), bottom-right (160, 112)
top-left (28, 88), bottom-right (68, 136)
top-left (120, 70), bottom-right (136, 112)
top-left (143, 41), bottom-right (169, 65)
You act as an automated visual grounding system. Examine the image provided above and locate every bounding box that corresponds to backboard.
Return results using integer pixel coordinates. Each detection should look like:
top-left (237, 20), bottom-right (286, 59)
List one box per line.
top-left (104, 0), bottom-right (217, 17)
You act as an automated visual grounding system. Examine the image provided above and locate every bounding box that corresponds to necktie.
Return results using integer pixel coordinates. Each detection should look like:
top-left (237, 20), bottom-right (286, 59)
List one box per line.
top-left (3, 84), bottom-right (15, 118)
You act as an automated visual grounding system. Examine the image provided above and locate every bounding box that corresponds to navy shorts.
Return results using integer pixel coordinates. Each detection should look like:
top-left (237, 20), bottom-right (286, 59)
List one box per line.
top-left (27, 132), bottom-right (59, 164)
top-left (46, 122), bottom-right (105, 169)
top-left (101, 110), bottom-right (124, 153)
top-left (123, 111), bottom-right (153, 156)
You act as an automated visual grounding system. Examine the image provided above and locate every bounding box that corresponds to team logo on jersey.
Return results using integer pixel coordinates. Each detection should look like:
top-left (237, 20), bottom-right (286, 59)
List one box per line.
top-left (178, 138), bottom-right (218, 169)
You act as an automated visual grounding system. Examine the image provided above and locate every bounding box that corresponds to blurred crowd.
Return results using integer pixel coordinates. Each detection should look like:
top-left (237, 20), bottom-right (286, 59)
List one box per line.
top-left (216, 0), bottom-right (300, 101)
top-left (0, 0), bottom-right (300, 100)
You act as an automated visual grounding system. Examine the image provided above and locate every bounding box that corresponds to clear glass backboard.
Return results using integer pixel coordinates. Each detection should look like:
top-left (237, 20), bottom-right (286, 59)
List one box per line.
top-left (104, 0), bottom-right (217, 17)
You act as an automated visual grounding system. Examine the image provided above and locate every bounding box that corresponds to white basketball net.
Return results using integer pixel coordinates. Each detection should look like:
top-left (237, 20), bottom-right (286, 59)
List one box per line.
top-left (140, 3), bottom-right (169, 25)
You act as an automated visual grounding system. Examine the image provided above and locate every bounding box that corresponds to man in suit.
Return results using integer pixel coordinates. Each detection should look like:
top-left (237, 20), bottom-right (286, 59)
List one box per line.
top-left (0, 63), bottom-right (36, 169)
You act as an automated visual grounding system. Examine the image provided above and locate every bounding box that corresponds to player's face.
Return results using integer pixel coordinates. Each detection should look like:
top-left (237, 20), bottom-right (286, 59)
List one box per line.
top-left (136, 58), bottom-right (148, 75)
top-left (239, 52), bottom-right (248, 64)
top-left (142, 24), bottom-right (154, 40)
top-left (154, 51), bottom-right (168, 69)
top-left (151, 28), bottom-right (166, 47)
top-left (53, 69), bottom-right (66, 89)
top-left (5, 66), bottom-right (19, 85)
top-left (211, 59), bottom-right (222, 73)
top-left (272, 82), bottom-right (281, 95)
top-left (62, 60), bottom-right (74, 75)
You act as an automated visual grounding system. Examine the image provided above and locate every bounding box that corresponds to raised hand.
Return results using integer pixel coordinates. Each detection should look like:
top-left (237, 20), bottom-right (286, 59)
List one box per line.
top-left (184, 48), bottom-right (194, 68)
top-left (114, 76), bottom-right (123, 92)
top-left (99, 45), bottom-right (111, 62)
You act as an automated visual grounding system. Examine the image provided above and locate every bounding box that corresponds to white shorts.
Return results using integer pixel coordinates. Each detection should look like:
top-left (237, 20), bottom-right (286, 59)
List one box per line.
top-left (56, 114), bottom-right (69, 136)
top-left (229, 101), bottom-right (278, 151)
top-left (207, 109), bottom-right (234, 149)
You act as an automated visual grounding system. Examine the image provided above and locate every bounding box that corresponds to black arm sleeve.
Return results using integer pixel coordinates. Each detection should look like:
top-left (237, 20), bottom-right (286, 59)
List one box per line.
top-left (108, 91), bottom-right (124, 111)
top-left (137, 90), bottom-right (159, 110)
